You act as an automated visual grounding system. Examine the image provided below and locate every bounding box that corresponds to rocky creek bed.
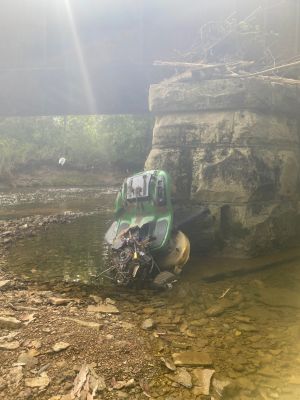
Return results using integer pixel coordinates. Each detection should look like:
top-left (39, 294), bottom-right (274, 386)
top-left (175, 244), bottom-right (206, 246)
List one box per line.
top-left (1, 199), bottom-right (300, 399)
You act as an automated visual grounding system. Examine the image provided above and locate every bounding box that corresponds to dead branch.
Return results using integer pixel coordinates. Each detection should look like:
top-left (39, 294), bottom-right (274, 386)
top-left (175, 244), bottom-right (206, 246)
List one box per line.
top-left (153, 60), bottom-right (254, 70)
top-left (235, 59), bottom-right (300, 78)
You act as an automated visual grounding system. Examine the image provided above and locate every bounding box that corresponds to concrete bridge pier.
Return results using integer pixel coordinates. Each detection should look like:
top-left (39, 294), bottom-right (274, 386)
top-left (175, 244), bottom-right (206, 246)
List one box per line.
top-left (146, 76), bottom-right (300, 256)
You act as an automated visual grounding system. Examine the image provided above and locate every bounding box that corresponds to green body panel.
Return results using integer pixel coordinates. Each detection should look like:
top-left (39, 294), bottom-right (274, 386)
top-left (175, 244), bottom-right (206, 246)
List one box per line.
top-left (106, 170), bottom-right (173, 252)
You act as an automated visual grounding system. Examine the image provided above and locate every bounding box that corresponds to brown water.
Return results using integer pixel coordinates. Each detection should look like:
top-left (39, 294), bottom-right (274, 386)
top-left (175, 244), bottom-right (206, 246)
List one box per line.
top-left (2, 187), bottom-right (300, 399)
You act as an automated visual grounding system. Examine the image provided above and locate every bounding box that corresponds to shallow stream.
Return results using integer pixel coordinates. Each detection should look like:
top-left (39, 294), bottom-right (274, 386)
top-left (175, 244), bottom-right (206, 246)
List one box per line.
top-left (1, 187), bottom-right (115, 282)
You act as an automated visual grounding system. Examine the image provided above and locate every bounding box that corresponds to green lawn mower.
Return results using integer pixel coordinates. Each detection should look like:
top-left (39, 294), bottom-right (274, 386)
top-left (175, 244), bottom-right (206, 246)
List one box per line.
top-left (104, 170), bottom-right (190, 288)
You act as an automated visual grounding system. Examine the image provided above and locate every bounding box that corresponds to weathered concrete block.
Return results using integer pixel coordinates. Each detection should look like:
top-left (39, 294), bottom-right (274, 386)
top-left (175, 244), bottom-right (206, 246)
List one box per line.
top-left (145, 148), bottom-right (191, 201)
top-left (191, 147), bottom-right (299, 203)
top-left (149, 77), bottom-right (300, 116)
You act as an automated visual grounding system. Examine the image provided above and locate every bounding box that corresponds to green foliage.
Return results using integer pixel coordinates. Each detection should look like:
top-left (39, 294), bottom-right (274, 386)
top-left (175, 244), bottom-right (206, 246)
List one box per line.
top-left (0, 115), bottom-right (154, 177)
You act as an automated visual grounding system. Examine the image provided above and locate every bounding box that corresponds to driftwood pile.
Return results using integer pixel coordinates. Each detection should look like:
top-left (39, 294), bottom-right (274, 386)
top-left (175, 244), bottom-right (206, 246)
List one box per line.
top-left (153, 5), bottom-right (300, 84)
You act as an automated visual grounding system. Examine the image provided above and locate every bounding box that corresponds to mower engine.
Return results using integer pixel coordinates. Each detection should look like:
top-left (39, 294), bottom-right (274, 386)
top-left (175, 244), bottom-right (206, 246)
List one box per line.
top-left (111, 226), bottom-right (158, 287)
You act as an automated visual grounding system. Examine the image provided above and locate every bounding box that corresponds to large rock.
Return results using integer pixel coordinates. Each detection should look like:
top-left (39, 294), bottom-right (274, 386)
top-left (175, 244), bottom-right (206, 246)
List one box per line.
top-left (147, 111), bottom-right (299, 204)
top-left (149, 77), bottom-right (300, 116)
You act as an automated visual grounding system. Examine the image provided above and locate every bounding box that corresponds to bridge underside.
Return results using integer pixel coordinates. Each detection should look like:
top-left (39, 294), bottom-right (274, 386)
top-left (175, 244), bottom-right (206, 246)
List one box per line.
top-left (0, 0), bottom-right (299, 116)
top-left (0, 64), bottom-right (157, 115)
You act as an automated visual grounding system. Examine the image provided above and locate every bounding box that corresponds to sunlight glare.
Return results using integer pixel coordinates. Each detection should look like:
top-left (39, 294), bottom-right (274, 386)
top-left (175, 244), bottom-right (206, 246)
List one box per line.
top-left (64, 0), bottom-right (96, 114)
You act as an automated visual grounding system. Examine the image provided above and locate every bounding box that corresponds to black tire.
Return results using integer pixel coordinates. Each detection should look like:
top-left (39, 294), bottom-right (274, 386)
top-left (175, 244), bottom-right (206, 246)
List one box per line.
top-left (153, 271), bottom-right (177, 289)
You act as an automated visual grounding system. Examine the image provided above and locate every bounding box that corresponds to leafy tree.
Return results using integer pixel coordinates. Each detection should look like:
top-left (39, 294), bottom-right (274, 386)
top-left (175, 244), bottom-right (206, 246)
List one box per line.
top-left (0, 115), bottom-right (154, 177)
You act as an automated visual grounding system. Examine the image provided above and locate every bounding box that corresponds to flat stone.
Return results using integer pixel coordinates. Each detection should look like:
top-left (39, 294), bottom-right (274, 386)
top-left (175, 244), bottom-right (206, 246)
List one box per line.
top-left (141, 318), bottom-right (155, 330)
top-left (0, 341), bottom-right (20, 350)
top-left (0, 280), bottom-right (10, 289)
top-left (25, 374), bottom-right (50, 388)
top-left (52, 342), bottom-right (70, 352)
top-left (172, 351), bottom-right (212, 367)
top-left (17, 351), bottom-right (38, 367)
top-left (192, 368), bottom-right (215, 395)
top-left (49, 297), bottom-right (72, 306)
top-left (167, 367), bottom-right (192, 388)
top-left (65, 317), bottom-right (102, 330)
top-left (0, 316), bottom-right (22, 329)
top-left (0, 331), bottom-right (19, 342)
top-left (205, 294), bottom-right (243, 317)
top-left (87, 304), bottom-right (119, 314)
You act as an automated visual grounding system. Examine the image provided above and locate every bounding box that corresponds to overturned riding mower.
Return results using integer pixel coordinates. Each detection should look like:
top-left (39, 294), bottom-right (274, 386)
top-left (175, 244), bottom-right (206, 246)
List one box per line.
top-left (105, 170), bottom-right (190, 289)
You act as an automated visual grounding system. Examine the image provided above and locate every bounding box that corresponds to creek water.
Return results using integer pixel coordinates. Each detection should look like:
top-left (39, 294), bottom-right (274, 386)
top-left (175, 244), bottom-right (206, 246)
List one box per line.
top-left (1, 187), bottom-right (116, 283)
top-left (1, 187), bottom-right (300, 399)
